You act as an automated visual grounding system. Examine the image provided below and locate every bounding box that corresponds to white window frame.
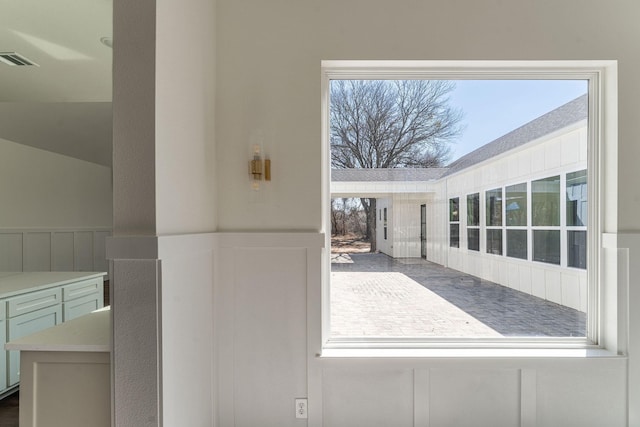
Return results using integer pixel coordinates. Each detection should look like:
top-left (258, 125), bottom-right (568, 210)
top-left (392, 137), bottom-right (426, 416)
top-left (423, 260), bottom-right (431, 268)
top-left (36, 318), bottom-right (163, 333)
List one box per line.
top-left (566, 169), bottom-right (588, 269)
top-left (321, 60), bottom-right (618, 354)
top-left (485, 187), bottom-right (504, 256)
top-left (449, 197), bottom-right (460, 249)
top-left (466, 192), bottom-right (481, 251)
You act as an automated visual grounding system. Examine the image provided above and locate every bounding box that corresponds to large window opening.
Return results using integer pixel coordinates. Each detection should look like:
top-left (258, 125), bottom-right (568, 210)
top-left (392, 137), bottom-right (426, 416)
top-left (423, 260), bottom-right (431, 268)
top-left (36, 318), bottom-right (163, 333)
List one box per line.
top-left (323, 61), bottom-right (614, 351)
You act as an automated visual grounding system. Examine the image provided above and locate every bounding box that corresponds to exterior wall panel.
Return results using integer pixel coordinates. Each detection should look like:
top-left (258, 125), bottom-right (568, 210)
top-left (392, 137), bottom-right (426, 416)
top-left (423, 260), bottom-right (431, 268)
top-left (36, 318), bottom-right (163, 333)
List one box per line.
top-left (438, 124), bottom-right (588, 309)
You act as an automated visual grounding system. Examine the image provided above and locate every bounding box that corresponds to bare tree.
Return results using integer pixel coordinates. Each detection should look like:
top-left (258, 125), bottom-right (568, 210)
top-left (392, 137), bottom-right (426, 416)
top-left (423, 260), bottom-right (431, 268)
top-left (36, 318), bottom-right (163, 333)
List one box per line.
top-left (330, 199), bottom-right (347, 236)
top-left (330, 80), bottom-right (463, 251)
top-left (331, 198), bottom-right (367, 237)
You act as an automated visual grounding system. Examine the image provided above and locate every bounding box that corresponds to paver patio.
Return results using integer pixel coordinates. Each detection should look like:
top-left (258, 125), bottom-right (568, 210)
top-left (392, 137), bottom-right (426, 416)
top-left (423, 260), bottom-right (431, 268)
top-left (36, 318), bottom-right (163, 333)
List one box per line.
top-left (330, 253), bottom-right (586, 338)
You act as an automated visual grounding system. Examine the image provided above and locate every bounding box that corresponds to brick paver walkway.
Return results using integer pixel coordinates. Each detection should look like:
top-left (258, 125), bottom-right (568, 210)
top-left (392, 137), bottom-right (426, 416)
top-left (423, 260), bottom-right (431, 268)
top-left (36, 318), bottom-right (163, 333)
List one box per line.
top-left (330, 253), bottom-right (586, 338)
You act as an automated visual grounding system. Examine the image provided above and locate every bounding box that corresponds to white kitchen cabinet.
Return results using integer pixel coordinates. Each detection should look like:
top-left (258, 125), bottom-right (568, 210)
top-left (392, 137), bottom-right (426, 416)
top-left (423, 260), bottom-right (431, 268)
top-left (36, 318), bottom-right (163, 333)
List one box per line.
top-left (0, 272), bottom-right (106, 396)
top-left (7, 287), bottom-right (61, 318)
top-left (63, 278), bottom-right (103, 321)
top-left (64, 293), bottom-right (102, 321)
top-left (7, 304), bottom-right (62, 386)
top-left (6, 308), bottom-right (111, 427)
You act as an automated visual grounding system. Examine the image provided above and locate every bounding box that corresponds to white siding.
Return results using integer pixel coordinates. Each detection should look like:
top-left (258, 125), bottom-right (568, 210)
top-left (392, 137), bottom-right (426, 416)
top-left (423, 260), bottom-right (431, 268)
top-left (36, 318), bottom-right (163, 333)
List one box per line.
top-left (430, 123), bottom-right (589, 309)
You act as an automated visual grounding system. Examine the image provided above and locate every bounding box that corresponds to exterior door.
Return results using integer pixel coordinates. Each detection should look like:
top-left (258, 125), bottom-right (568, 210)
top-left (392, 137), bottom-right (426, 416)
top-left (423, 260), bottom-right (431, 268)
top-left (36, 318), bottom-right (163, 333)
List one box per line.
top-left (420, 204), bottom-right (427, 258)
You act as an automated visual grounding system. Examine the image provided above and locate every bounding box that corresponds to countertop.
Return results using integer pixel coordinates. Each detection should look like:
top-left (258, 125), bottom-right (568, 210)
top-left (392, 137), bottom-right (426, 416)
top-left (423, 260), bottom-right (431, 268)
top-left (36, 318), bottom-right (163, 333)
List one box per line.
top-left (5, 307), bottom-right (111, 352)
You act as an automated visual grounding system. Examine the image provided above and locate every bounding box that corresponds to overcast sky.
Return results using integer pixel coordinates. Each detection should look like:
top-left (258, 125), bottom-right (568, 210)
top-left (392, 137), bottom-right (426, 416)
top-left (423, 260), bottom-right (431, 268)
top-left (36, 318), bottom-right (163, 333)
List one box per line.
top-left (447, 80), bottom-right (589, 161)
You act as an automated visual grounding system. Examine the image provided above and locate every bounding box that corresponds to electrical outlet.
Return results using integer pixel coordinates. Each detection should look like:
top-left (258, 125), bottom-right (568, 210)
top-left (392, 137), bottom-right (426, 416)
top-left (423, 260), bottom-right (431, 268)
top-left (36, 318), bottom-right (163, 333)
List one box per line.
top-left (295, 398), bottom-right (308, 419)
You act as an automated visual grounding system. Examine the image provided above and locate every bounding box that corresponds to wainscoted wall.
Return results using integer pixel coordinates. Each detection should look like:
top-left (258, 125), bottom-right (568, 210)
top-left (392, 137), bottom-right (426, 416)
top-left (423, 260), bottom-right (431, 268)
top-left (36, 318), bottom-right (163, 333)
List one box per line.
top-left (0, 228), bottom-right (111, 274)
top-left (107, 234), bottom-right (216, 426)
top-left (214, 232), bottom-right (630, 427)
top-left (215, 233), bottom-right (318, 427)
top-left (314, 359), bottom-right (626, 427)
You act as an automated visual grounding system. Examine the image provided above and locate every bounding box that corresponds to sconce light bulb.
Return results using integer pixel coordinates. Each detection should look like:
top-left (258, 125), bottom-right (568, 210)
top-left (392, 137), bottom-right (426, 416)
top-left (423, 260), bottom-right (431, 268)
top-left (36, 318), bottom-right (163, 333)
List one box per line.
top-left (249, 143), bottom-right (268, 190)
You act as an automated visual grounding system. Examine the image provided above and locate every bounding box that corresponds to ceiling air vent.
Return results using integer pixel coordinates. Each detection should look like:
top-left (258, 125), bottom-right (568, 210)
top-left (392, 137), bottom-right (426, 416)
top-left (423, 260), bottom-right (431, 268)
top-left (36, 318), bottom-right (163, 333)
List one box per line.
top-left (0, 52), bottom-right (38, 66)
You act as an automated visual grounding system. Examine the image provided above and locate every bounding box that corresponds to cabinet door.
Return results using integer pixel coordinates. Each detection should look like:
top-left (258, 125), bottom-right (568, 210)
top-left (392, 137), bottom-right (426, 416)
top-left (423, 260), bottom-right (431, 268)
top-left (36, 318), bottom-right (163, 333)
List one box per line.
top-left (7, 304), bottom-right (62, 386)
top-left (63, 292), bottom-right (102, 321)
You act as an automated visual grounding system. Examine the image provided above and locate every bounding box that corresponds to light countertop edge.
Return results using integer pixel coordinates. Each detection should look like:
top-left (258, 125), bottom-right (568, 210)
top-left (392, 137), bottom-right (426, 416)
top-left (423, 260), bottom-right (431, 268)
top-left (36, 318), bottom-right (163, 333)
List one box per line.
top-left (5, 307), bottom-right (111, 353)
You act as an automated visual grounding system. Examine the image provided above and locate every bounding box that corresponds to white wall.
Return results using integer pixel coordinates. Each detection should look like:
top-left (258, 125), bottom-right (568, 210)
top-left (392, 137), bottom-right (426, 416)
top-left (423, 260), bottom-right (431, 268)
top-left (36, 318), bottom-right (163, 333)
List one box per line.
top-left (155, 0), bottom-right (216, 235)
top-left (216, 234), bottom-right (314, 427)
top-left (111, 0), bottom-right (216, 425)
top-left (158, 235), bottom-right (215, 426)
top-left (0, 138), bottom-right (112, 229)
top-left (112, 0), bottom-right (157, 236)
top-left (111, 0), bottom-right (218, 236)
top-left (107, 0), bottom-right (640, 426)
top-left (214, 1), bottom-right (639, 426)
top-left (216, 0), bottom-right (638, 232)
top-left (215, 232), bottom-right (629, 427)
top-left (0, 138), bottom-right (112, 274)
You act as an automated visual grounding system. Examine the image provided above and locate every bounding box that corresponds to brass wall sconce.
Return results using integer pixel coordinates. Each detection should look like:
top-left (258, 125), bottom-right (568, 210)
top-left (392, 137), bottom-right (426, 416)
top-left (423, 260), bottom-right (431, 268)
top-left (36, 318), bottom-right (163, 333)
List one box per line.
top-left (249, 144), bottom-right (271, 191)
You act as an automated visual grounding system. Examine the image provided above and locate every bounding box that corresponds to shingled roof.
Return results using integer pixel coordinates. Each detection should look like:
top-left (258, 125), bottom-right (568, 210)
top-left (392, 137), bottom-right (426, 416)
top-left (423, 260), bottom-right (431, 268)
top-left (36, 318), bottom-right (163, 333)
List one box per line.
top-left (331, 94), bottom-right (588, 183)
top-left (443, 94), bottom-right (588, 176)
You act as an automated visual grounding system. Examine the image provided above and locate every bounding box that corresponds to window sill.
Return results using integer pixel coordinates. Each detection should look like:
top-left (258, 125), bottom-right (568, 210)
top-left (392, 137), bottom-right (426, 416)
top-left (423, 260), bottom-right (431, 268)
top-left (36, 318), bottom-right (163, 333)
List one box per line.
top-left (319, 347), bottom-right (622, 359)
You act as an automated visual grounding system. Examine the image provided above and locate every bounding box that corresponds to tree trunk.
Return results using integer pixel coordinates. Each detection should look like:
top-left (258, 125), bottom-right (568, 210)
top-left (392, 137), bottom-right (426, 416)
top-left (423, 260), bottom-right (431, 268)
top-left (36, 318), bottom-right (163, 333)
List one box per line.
top-left (361, 198), bottom-right (377, 253)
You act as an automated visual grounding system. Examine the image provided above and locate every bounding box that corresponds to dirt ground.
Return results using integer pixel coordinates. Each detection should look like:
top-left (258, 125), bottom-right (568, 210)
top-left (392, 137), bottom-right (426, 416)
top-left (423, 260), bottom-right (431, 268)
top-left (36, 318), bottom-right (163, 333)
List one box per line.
top-left (330, 234), bottom-right (371, 253)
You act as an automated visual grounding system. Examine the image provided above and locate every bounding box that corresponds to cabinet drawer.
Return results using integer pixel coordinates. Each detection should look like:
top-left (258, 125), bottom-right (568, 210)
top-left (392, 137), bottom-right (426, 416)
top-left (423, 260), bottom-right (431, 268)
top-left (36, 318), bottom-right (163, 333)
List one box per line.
top-left (7, 304), bottom-right (62, 386)
top-left (0, 300), bottom-right (5, 319)
top-left (63, 278), bottom-right (103, 302)
top-left (7, 288), bottom-right (62, 318)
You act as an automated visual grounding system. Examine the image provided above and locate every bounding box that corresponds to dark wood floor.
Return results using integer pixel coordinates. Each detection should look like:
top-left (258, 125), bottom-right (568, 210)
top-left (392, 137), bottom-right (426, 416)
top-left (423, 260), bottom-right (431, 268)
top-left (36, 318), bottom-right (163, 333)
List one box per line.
top-left (0, 392), bottom-right (19, 427)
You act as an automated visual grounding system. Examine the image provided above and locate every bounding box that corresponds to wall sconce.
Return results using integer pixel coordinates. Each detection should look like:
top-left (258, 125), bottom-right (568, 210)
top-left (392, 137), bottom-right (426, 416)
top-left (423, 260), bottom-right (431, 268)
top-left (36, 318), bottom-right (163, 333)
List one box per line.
top-left (249, 144), bottom-right (271, 191)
